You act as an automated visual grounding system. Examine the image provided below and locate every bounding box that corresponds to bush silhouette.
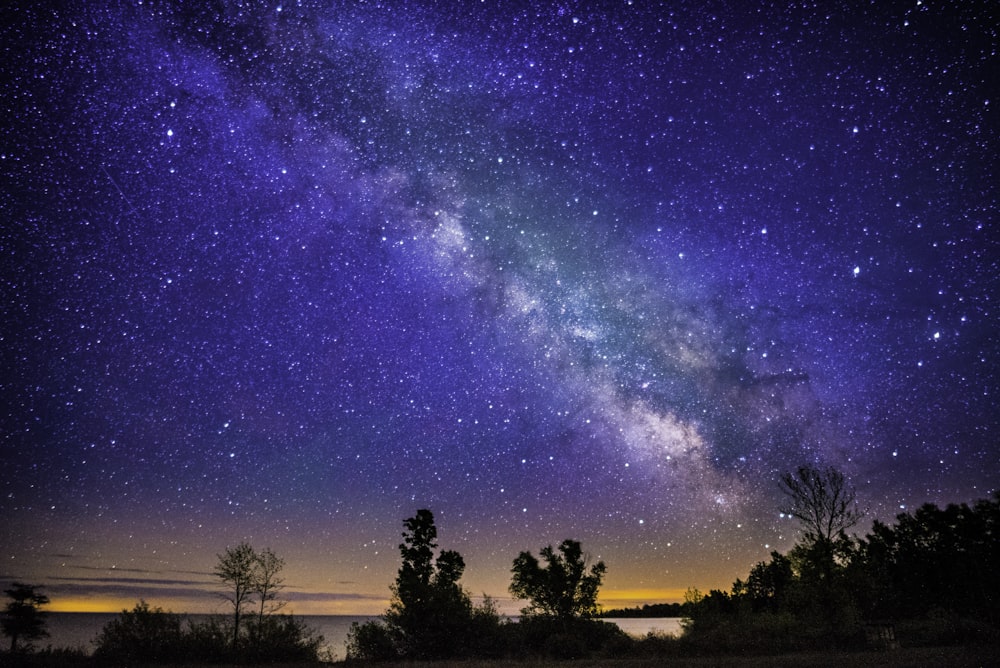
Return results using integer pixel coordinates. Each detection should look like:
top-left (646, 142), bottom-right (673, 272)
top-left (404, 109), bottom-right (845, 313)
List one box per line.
top-left (93, 601), bottom-right (184, 662)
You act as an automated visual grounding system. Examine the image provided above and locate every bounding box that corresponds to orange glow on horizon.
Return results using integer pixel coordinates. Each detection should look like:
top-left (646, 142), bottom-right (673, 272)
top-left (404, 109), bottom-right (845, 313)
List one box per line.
top-left (47, 598), bottom-right (152, 614)
top-left (46, 595), bottom-right (393, 616)
top-left (47, 590), bottom-right (681, 615)
top-left (599, 588), bottom-right (688, 607)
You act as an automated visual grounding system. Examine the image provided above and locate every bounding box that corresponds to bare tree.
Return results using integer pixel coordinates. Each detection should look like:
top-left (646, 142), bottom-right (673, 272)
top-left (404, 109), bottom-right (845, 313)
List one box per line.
top-left (779, 464), bottom-right (863, 544)
top-left (253, 547), bottom-right (286, 628)
top-left (215, 542), bottom-right (257, 651)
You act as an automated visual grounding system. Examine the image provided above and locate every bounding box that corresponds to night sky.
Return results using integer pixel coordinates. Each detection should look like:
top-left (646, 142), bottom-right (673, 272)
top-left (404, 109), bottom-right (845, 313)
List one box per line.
top-left (2, 1), bottom-right (997, 615)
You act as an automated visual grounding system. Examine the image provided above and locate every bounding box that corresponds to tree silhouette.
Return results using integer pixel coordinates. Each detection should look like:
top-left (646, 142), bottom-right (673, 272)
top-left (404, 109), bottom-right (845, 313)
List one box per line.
top-left (252, 547), bottom-right (285, 640)
top-left (214, 542), bottom-right (289, 653)
top-left (214, 542), bottom-right (257, 651)
top-left (778, 465), bottom-right (863, 631)
top-left (347, 509), bottom-right (500, 660)
top-left (743, 551), bottom-right (794, 612)
top-left (779, 465), bottom-right (862, 544)
top-left (858, 493), bottom-right (1000, 621)
top-left (510, 539), bottom-right (606, 619)
top-left (2, 583), bottom-right (49, 653)
top-left (386, 509), bottom-right (474, 658)
top-left (93, 600), bottom-right (183, 662)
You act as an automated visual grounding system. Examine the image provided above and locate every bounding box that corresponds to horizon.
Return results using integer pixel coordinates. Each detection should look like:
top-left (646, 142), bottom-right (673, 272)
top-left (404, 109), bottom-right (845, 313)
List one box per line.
top-left (3, 1), bottom-right (996, 624)
top-left (5, 488), bottom-right (986, 616)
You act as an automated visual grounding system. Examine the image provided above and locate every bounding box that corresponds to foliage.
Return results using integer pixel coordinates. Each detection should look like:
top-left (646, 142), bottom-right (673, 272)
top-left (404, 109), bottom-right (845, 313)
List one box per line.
top-left (387, 508), bottom-right (473, 658)
top-left (92, 603), bottom-right (322, 664)
top-left (183, 615), bottom-right (234, 663)
top-left (509, 616), bottom-right (631, 659)
top-left (741, 551), bottom-right (793, 612)
top-left (1, 583), bottom-right (49, 653)
top-left (347, 508), bottom-right (502, 660)
top-left (96, 546), bottom-right (315, 664)
top-left (345, 619), bottom-right (398, 661)
top-left (855, 492), bottom-right (1000, 623)
top-left (92, 600), bottom-right (183, 662)
top-left (510, 539), bottom-right (606, 619)
top-left (681, 470), bottom-right (999, 654)
top-left (243, 614), bottom-right (325, 663)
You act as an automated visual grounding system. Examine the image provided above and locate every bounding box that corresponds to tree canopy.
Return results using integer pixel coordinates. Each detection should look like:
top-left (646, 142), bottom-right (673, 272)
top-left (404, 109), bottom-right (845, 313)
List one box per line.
top-left (2, 583), bottom-right (49, 653)
top-left (510, 539), bottom-right (606, 619)
top-left (348, 508), bottom-right (500, 661)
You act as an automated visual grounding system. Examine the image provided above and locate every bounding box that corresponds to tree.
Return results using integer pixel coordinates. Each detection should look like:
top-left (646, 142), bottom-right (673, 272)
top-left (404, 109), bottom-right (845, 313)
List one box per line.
top-left (347, 509), bottom-right (492, 660)
top-left (510, 539), bottom-right (606, 619)
top-left (743, 551), bottom-right (794, 612)
top-left (2, 583), bottom-right (49, 653)
top-left (252, 548), bottom-right (285, 635)
top-left (857, 493), bottom-right (1000, 621)
top-left (386, 509), bottom-right (475, 658)
top-left (214, 541), bottom-right (257, 651)
top-left (779, 465), bottom-right (862, 545)
top-left (778, 465), bottom-right (864, 637)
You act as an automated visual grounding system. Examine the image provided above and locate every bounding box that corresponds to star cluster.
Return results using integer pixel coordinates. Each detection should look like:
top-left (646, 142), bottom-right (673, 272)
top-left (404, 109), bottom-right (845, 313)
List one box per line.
top-left (2, 1), bottom-right (997, 613)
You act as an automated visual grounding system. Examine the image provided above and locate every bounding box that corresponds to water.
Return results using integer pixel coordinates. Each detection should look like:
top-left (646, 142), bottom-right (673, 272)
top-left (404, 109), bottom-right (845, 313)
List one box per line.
top-left (42, 613), bottom-right (681, 658)
top-left (603, 617), bottom-right (683, 638)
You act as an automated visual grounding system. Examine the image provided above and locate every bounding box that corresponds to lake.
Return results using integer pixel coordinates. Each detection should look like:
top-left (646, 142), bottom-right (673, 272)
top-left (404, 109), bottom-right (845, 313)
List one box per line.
top-left (42, 613), bottom-right (682, 659)
top-left (604, 617), bottom-right (684, 638)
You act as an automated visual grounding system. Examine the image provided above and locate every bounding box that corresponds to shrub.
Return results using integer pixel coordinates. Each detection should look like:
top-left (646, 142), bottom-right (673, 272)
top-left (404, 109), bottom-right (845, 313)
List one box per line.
top-left (183, 615), bottom-right (232, 663)
top-left (93, 602), bottom-right (323, 664)
top-left (896, 612), bottom-right (1000, 648)
top-left (345, 619), bottom-right (399, 661)
top-left (244, 614), bottom-right (324, 662)
top-left (92, 601), bottom-right (184, 662)
top-left (510, 616), bottom-right (632, 659)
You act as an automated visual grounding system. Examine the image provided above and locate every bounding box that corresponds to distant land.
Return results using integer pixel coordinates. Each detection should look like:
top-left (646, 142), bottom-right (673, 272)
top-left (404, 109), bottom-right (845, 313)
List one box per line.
top-left (600, 602), bottom-right (686, 618)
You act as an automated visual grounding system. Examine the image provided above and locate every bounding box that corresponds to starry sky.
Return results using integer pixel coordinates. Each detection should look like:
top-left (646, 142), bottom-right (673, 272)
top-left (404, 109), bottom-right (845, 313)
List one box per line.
top-left (2, 1), bottom-right (997, 615)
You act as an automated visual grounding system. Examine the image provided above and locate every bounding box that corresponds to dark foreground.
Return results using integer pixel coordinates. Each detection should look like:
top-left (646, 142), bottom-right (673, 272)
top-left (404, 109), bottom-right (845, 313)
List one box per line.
top-left (3, 645), bottom-right (999, 668)
top-left (382, 645), bottom-right (999, 667)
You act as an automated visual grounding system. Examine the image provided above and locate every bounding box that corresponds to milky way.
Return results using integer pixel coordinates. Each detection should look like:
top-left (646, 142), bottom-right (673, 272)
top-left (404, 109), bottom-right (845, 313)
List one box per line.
top-left (2, 1), bottom-right (997, 613)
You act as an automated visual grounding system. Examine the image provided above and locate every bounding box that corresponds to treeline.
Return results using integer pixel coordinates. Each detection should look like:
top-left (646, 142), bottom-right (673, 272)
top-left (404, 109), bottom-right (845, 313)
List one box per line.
top-left (93, 600), bottom-right (322, 664)
top-left (94, 543), bottom-right (323, 664)
top-left (4, 466), bottom-right (999, 663)
top-left (600, 602), bottom-right (686, 618)
top-left (682, 468), bottom-right (1000, 653)
top-left (345, 509), bottom-right (620, 661)
top-left (1, 546), bottom-right (324, 664)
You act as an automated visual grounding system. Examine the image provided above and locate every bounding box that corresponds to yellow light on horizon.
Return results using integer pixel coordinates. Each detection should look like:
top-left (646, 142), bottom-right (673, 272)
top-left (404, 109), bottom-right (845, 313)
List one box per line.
top-left (46, 595), bottom-right (393, 616)
top-left (47, 598), bottom-right (138, 614)
top-left (599, 588), bottom-right (689, 606)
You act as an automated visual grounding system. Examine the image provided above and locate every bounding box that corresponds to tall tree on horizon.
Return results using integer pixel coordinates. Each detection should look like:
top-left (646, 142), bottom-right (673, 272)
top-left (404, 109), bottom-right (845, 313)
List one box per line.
top-left (252, 547), bottom-right (286, 635)
top-left (779, 465), bottom-right (863, 545)
top-left (214, 542), bottom-right (257, 652)
top-left (2, 583), bottom-right (50, 653)
top-left (387, 509), bottom-right (474, 659)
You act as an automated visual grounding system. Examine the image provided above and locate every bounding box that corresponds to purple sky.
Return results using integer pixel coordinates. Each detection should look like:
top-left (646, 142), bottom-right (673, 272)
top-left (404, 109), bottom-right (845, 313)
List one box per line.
top-left (2, 1), bottom-right (997, 614)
